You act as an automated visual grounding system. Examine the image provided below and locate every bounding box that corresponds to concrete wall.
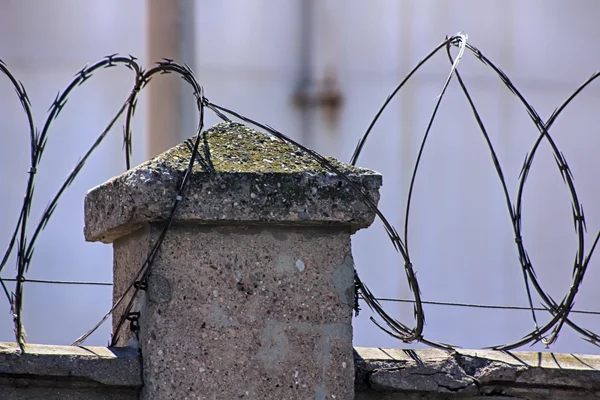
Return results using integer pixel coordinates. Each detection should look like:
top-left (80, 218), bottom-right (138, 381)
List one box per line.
top-left (1, 0), bottom-right (600, 358)
top-left (3, 343), bottom-right (600, 399)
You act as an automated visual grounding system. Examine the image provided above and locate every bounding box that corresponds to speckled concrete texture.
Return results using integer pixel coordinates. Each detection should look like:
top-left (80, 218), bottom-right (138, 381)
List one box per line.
top-left (85, 123), bottom-right (381, 399)
top-left (133, 225), bottom-right (356, 399)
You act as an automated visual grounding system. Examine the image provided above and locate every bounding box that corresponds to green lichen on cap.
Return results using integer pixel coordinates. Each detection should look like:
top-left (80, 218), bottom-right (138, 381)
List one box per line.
top-left (148, 122), bottom-right (371, 174)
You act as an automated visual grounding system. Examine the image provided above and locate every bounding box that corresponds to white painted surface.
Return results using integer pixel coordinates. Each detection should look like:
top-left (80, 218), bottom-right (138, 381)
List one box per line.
top-left (0, 0), bottom-right (599, 354)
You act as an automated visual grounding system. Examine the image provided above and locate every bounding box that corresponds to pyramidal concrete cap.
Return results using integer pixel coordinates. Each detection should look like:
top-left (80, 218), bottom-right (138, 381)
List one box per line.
top-left (84, 122), bottom-right (382, 244)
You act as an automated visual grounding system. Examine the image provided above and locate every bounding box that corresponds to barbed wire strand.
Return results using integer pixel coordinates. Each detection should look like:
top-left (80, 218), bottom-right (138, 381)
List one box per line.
top-left (0, 56), bottom-right (142, 346)
top-left (2, 33), bottom-right (600, 352)
top-left (346, 35), bottom-right (600, 350)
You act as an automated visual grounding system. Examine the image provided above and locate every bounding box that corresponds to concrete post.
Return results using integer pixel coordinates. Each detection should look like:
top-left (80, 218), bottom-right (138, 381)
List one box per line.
top-left (84, 122), bottom-right (381, 399)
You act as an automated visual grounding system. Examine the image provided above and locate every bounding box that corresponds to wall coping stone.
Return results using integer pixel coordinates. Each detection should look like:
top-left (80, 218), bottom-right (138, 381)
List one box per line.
top-left (84, 121), bottom-right (382, 243)
top-left (355, 346), bottom-right (600, 399)
top-left (3, 343), bottom-right (599, 398)
top-left (0, 342), bottom-right (142, 391)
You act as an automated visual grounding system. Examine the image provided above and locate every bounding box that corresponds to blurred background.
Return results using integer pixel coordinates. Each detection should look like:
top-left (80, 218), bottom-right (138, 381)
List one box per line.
top-left (1, 0), bottom-right (600, 354)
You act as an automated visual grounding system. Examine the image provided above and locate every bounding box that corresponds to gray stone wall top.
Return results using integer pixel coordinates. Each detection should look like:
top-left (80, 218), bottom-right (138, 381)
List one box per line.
top-left (355, 347), bottom-right (600, 399)
top-left (85, 122), bottom-right (382, 243)
top-left (3, 343), bottom-right (600, 399)
top-left (0, 342), bottom-right (142, 396)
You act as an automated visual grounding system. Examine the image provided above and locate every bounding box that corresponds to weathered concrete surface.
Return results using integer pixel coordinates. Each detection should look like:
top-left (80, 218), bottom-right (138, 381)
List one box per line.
top-left (85, 122), bottom-right (381, 399)
top-left (0, 342), bottom-right (141, 399)
top-left (122, 225), bottom-right (357, 399)
top-left (355, 347), bottom-right (600, 399)
top-left (84, 122), bottom-right (381, 243)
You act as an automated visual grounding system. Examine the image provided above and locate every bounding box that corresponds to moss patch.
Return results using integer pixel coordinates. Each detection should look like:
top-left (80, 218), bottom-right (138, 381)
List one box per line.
top-left (147, 122), bottom-right (370, 174)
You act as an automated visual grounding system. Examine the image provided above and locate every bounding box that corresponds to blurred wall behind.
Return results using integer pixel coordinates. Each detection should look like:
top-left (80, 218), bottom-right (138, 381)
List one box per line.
top-left (1, 0), bottom-right (600, 354)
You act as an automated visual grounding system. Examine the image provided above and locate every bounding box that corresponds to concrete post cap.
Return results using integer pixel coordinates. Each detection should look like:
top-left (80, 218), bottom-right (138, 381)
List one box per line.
top-left (84, 122), bottom-right (382, 243)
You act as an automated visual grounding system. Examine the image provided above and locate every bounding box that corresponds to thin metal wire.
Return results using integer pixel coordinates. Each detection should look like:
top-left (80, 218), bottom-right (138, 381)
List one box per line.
top-left (5, 270), bottom-right (600, 316)
top-left (0, 278), bottom-right (112, 286)
top-left (363, 296), bottom-right (600, 316)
